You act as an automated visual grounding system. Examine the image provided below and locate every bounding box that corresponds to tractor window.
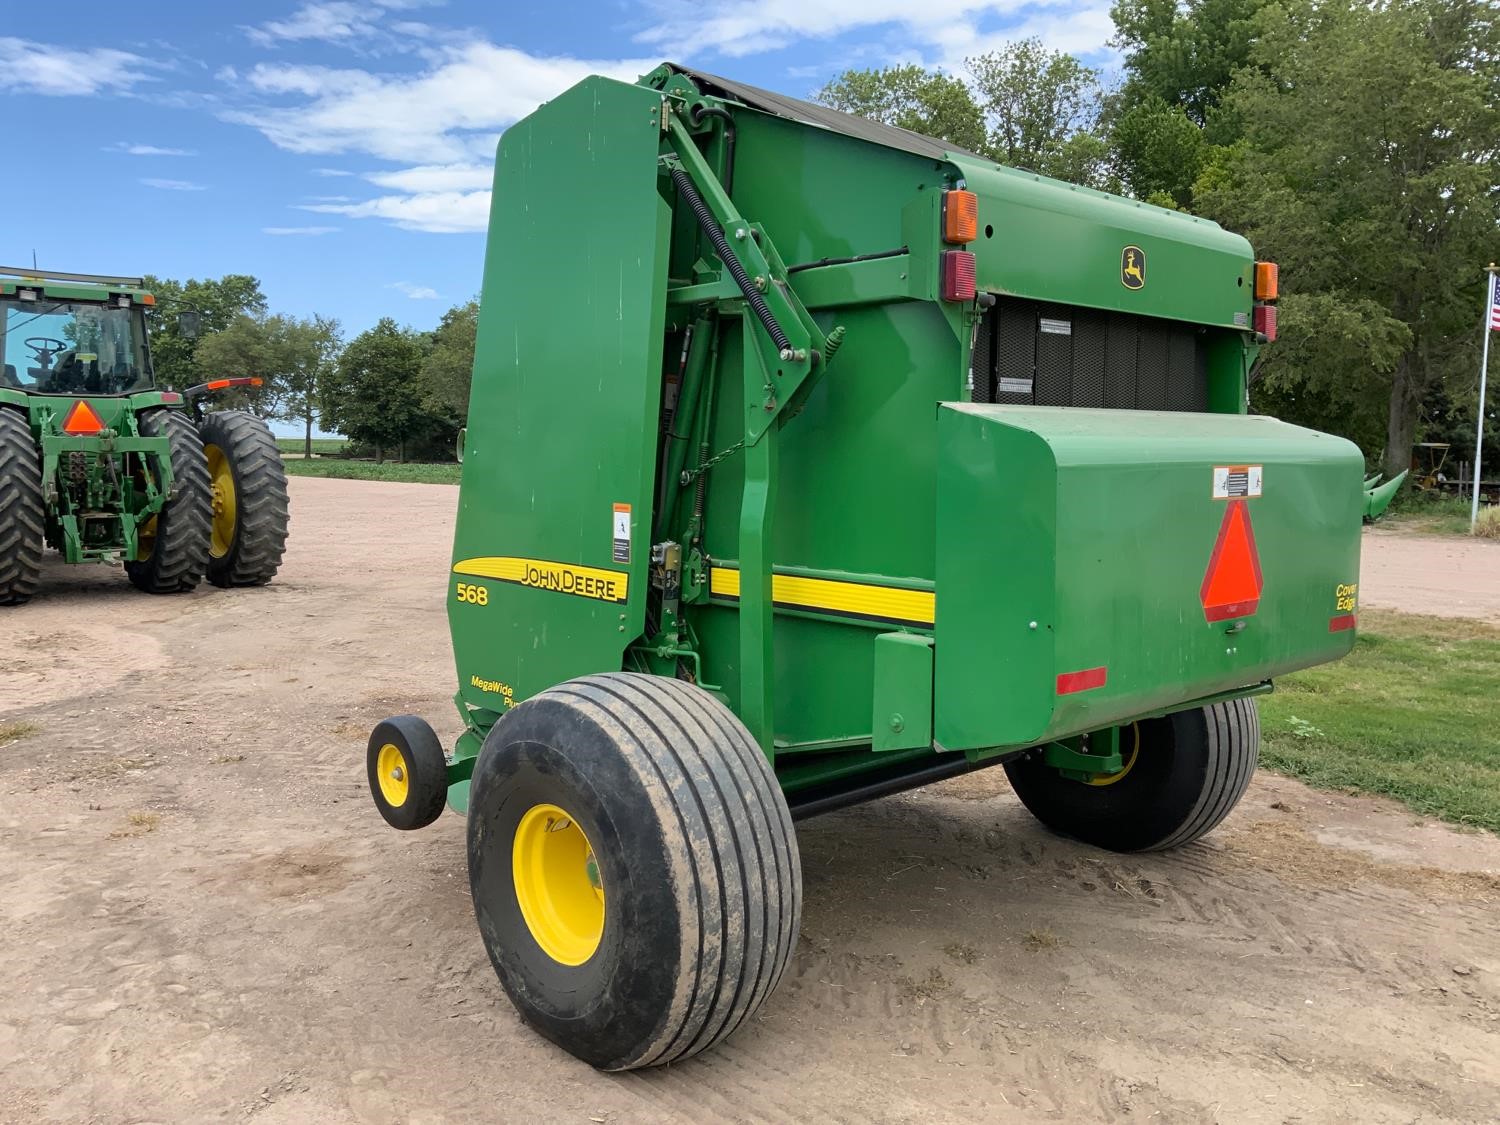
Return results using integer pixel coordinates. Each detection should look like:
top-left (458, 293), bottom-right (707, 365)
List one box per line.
top-left (0, 298), bottom-right (153, 395)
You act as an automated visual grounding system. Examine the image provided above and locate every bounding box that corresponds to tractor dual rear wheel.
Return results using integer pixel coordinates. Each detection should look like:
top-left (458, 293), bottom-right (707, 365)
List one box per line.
top-left (0, 408), bottom-right (44, 606)
top-left (125, 410), bottom-right (212, 595)
top-left (199, 411), bottom-right (290, 587)
top-left (467, 672), bottom-right (801, 1071)
top-left (1004, 698), bottom-right (1260, 852)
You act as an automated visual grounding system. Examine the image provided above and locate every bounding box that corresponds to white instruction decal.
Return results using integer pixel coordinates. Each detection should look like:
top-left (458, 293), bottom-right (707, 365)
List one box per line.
top-left (612, 503), bottom-right (632, 563)
top-left (1212, 465), bottom-right (1263, 499)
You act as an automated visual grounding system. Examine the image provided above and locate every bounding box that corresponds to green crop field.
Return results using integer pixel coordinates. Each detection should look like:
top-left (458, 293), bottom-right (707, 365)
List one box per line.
top-left (276, 437), bottom-right (348, 456)
top-left (1260, 608), bottom-right (1500, 833)
top-left (281, 458), bottom-right (461, 484)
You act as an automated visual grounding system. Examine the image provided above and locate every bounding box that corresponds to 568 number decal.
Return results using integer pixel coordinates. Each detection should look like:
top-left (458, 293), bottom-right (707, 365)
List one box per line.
top-left (455, 581), bottom-right (489, 606)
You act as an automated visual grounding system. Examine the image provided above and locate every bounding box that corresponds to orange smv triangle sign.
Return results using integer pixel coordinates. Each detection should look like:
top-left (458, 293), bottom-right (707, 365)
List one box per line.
top-left (61, 400), bottom-right (105, 435)
top-left (1200, 499), bottom-right (1263, 622)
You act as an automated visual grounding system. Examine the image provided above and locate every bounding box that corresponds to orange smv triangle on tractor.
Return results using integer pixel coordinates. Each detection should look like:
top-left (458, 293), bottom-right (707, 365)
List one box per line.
top-left (1200, 498), bottom-right (1264, 622)
top-left (61, 400), bottom-right (105, 436)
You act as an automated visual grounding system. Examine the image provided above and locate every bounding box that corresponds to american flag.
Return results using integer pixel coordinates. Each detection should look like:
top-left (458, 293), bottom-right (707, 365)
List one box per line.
top-left (1490, 273), bottom-right (1500, 331)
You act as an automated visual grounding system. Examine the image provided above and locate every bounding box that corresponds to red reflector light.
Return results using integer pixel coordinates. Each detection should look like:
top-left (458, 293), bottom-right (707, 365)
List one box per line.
top-left (61, 400), bottom-right (105, 436)
top-left (1056, 666), bottom-right (1107, 695)
top-left (941, 189), bottom-right (978, 244)
top-left (1253, 303), bottom-right (1277, 342)
top-left (159, 392), bottom-right (182, 404)
top-left (1329, 613), bottom-right (1356, 633)
top-left (940, 250), bottom-right (976, 302)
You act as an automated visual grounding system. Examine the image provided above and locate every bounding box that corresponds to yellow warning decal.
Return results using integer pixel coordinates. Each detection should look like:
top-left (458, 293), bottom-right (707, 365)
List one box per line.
top-left (453, 557), bottom-right (629, 603)
top-left (709, 567), bottom-right (934, 627)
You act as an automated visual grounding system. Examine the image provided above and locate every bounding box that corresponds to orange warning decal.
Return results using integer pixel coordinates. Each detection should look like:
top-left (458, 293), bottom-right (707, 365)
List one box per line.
top-left (1200, 498), bottom-right (1263, 622)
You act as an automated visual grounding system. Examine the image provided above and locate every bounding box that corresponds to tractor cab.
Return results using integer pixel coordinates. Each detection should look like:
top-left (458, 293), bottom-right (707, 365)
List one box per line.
top-left (0, 273), bottom-right (155, 397)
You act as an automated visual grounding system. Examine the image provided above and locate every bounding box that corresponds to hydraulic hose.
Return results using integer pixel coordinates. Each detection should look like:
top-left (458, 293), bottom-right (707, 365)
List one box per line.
top-left (669, 165), bottom-right (792, 355)
top-left (687, 104), bottom-right (737, 196)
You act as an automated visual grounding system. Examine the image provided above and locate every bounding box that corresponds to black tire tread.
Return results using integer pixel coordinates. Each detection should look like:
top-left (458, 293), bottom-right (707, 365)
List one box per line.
top-left (0, 408), bottom-right (44, 606)
top-left (1145, 696), bottom-right (1259, 851)
top-left (124, 410), bottom-right (211, 594)
top-left (534, 673), bottom-right (800, 1070)
top-left (200, 410), bottom-right (289, 587)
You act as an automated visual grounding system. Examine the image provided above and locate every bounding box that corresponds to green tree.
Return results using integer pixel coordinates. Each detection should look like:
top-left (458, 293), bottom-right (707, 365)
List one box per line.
top-left (816, 65), bottom-right (987, 154)
top-left (195, 313), bottom-right (342, 454)
top-left (1106, 0), bottom-right (1275, 204)
top-left (418, 299), bottom-right (478, 425)
top-left (967, 40), bottom-right (1110, 186)
top-left (143, 274), bottom-right (267, 389)
top-left (320, 318), bottom-right (430, 462)
top-left (816, 44), bottom-right (1112, 189)
top-left (1197, 0), bottom-right (1500, 477)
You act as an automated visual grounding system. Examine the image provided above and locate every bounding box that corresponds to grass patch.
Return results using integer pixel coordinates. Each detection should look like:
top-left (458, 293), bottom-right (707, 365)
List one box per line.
top-left (0, 721), bottom-right (39, 747)
top-left (281, 458), bottom-right (460, 485)
top-left (1379, 492), bottom-right (1472, 535)
top-left (1260, 608), bottom-right (1500, 833)
top-left (276, 437), bottom-right (346, 456)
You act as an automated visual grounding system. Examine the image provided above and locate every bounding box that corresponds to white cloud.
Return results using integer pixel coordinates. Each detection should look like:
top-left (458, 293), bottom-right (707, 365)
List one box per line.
top-left (365, 163), bottom-right (491, 193)
top-left (141, 177), bottom-right (206, 191)
top-left (634, 0), bottom-right (1112, 63)
top-left (105, 142), bottom-right (194, 156)
top-left (312, 167), bottom-right (354, 177)
top-left (245, 3), bottom-right (383, 47)
top-left (225, 42), bottom-right (653, 163)
top-left (388, 280), bottom-right (441, 299)
top-left (0, 37), bottom-right (160, 96)
top-left (301, 190), bottom-right (489, 234)
top-left (263, 225), bottom-right (339, 235)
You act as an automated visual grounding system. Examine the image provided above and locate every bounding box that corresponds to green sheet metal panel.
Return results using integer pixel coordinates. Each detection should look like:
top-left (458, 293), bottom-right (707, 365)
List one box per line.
top-left (950, 154), bottom-right (1254, 332)
top-left (872, 633), bottom-right (934, 752)
top-left (934, 404), bottom-right (1363, 753)
top-left (449, 76), bottom-right (670, 712)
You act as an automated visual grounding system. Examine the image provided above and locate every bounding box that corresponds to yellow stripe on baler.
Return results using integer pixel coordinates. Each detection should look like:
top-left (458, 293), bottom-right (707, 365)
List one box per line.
top-left (709, 567), bottom-right (934, 627)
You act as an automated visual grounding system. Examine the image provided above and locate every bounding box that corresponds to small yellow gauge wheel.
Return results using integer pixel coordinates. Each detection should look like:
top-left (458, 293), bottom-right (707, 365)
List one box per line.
top-left (367, 715), bottom-right (448, 831)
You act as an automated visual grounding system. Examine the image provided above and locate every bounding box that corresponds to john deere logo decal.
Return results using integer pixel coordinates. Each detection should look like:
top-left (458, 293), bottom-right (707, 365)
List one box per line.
top-left (1121, 246), bottom-right (1146, 290)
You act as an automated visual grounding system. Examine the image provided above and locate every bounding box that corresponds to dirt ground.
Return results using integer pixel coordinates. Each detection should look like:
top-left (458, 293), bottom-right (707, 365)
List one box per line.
top-left (2, 478), bottom-right (1497, 1124)
top-left (1360, 526), bottom-right (1500, 623)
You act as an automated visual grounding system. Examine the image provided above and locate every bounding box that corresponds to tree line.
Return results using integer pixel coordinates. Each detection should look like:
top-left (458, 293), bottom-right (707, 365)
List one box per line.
top-left (143, 275), bottom-right (477, 462)
top-left (819, 0), bottom-right (1500, 480)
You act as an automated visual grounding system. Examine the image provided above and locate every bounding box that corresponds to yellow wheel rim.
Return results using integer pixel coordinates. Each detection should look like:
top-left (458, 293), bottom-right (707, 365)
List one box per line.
top-left (512, 802), bottom-right (605, 966)
top-left (204, 443), bottom-right (237, 559)
top-left (136, 514), bottom-right (158, 561)
top-left (376, 743), bottom-right (410, 807)
top-left (1085, 723), bottom-right (1141, 786)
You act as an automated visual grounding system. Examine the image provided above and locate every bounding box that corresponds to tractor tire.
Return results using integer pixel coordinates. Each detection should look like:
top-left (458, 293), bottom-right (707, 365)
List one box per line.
top-left (198, 411), bottom-right (289, 587)
top-left (466, 673), bottom-right (801, 1071)
top-left (0, 408), bottom-right (45, 606)
top-left (125, 410), bottom-right (211, 594)
top-left (1004, 697), bottom-right (1260, 853)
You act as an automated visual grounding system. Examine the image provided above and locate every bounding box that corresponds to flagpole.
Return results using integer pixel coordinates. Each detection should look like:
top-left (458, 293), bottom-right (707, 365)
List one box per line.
top-left (1473, 264), bottom-right (1497, 533)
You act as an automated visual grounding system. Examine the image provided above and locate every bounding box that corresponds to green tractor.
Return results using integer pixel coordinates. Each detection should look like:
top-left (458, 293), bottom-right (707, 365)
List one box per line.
top-left (0, 267), bottom-right (289, 605)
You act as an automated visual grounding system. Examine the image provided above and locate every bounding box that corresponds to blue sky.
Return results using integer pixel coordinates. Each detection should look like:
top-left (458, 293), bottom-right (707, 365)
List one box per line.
top-left (1, 1), bottom-right (1115, 337)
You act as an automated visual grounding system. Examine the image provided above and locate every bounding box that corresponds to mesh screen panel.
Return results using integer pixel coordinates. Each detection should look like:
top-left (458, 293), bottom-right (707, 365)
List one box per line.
top-left (973, 296), bottom-right (1208, 412)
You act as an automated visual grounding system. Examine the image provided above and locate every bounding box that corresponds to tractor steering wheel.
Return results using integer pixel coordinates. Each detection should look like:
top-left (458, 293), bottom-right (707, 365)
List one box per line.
top-left (25, 336), bottom-right (68, 362)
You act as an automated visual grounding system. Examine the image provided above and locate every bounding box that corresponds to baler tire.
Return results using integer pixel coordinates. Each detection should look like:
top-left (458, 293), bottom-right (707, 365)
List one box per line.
top-left (199, 410), bottom-right (289, 587)
top-left (0, 408), bottom-right (45, 606)
top-left (368, 715), bottom-right (449, 831)
top-left (466, 672), bottom-right (801, 1071)
top-left (1004, 697), bottom-right (1260, 853)
top-left (125, 410), bottom-right (211, 594)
